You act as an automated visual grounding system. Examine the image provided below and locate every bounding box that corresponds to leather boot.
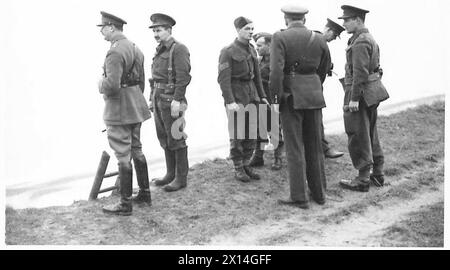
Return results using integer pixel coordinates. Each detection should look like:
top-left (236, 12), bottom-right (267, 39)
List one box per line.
top-left (244, 166), bottom-right (260, 180)
top-left (152, 149), bottom-right (176, 186)
top-left (103, 162), bottom-right (133, 216)
top-left (271, 144), bottom-right (284, 170)
top-left (243, 159), bottom-right (260, 180)
top-left (131, 156), bottom-right (152, 205)
top-left (164, 147), bottom-right (188, 192)
top-left (249, 148), bottom-right (264, 167)
top-left (235, 165), bottom-right (251, 182)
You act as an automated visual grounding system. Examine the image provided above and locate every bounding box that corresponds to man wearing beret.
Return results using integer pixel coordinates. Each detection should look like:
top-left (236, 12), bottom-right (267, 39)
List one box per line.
top-left (149, 13), bottom-right (191, 192)
top-left (338, 5), bottom-right (389, 192)
top-left (97, 11), bottom-right (152, 216)
top-left (314, 19), bottom-right (346, 160)
top-left (249, 32), bottom-right (284, 171)
top-left (218, 17), bottom-right (269, 182)
top-left (270, 5), bottom-right (331, 208)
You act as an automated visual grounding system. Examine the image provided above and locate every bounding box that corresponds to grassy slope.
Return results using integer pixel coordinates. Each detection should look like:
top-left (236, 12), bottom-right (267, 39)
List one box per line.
top-left (5, 102), bottom-right (445, 245)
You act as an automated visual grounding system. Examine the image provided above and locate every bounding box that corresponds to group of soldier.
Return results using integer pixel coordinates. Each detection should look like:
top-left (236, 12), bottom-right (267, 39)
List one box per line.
top-left (97, 4), bottom-right (389, 216)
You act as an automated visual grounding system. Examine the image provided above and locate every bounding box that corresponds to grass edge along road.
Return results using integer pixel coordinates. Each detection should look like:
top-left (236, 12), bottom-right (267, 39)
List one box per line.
top-left (5, 101), bottom-right (445, 246)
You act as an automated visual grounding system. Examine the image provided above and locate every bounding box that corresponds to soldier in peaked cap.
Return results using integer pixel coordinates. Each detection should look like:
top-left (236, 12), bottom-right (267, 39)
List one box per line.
top-left (312, 18), bottom-right (345, 161)
top-left (323, 18), bottom-right (345, 42)
top-left (218, 17), bottom-right (269, 183)
top-left (148, 13), bottom-right (191, 193)
top-left (248, 32), bottom-right (285, 171)
top-left (97, 11), bottom-right (152, 216)
top-left (269, 5), bottom-right (331, 209)
top-left (337, 5), bottom-right (389, 192)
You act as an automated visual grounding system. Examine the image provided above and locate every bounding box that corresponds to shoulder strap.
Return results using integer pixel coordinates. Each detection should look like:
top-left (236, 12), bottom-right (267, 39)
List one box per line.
top-left (307, 30), bottom-right (316, 48)
top-left (123, 43), bottom-right (138, 84)
top-left (167, 42), bottom-right (177, 84)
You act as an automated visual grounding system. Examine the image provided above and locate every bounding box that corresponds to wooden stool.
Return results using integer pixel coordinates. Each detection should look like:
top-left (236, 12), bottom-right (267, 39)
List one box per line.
top-left (89, 151), bottom-right (119, 200)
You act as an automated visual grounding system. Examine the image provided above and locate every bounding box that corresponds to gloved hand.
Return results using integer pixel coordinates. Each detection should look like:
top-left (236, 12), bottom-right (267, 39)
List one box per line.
top-left (226, 102), bottom-right (240, 112)
top-left (261, 98), bottom-right (270, 105)
top-left (171, 100), bottom-right (181, 118)
top-left (273, 104), bottom-right (280, 114)
top-left (98, 77), bottom-right (104, 93)
top-left (348, 100), bottom-right (359, 112)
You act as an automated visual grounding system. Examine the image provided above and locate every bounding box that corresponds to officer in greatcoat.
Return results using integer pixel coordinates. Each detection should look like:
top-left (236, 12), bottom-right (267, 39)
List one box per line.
top-left (338, 5), bottom-right (389, 192)
top-left (270, 5), bottom-right (331, 208)
top-left (97, 11), bottom-right (152, 216)
top-left (149, 13), bottom-right (191, 192)
top-left (218, 17), bottom-right (269, 182)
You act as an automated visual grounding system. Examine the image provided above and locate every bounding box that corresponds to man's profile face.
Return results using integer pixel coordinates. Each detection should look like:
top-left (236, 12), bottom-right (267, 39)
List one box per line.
top-left (237, 23), bottom-right (254, 41)
top-left (343, 17), bottom-right (359, 34)
top-left (323, 27), bottom-right (338, 42)
top-left (100, 25), bottom-right (114, 41)
top-left (256, 37), bottom-right (270, 56)
top-left (153, 26), bottom-right (171, 43)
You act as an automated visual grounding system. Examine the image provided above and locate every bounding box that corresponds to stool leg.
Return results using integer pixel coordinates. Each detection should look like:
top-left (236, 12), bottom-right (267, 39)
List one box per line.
top-left (89, 151), bottom-right (110, 200)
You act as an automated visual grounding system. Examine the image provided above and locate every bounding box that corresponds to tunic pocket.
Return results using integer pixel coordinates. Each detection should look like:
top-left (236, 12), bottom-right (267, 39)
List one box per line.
top-left (231, 54), bottom-right (249, 76)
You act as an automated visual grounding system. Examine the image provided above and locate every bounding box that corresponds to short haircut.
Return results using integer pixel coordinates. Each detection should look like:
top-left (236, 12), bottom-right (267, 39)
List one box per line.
top-left (112, 24), bottom-right (123, 31)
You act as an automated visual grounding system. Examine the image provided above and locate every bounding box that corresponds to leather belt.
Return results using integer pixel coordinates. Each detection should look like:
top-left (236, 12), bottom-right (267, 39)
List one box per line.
top-left (343, 72), bottom-right (381, 85)
top-left (120, 82), bottom-right (140, 88)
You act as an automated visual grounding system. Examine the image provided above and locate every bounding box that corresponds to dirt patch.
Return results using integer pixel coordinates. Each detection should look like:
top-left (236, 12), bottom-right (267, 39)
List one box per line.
top-left (5, 102), bottom-right (445, 246)
top-left (379, 201), bottom-right (444, 247)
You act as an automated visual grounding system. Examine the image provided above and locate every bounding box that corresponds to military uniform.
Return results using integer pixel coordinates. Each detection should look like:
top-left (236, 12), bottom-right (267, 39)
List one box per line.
top-left (149, 13), bottom-right (191, 192)
top-left (315, 19), bottom-right (345, 159)
top-left (98, 11), bottom-right (151, 215)
top-left (338, 5), bottom-right (389, 191)
top-left (270, 6), bottom-right (330, 206)
top-left (218, 17), bottom-right (266, 181)
top-left (249, 32), bottom-right (285, 170)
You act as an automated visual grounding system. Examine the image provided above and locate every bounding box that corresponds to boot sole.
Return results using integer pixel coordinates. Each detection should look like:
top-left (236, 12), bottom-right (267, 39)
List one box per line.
top-left (163, 185), bottom-right (187, 192)
top-left (151, 179), bottom-right (175, 186)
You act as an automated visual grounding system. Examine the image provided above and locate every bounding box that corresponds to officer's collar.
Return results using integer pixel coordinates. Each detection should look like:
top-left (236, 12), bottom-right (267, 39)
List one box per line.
top-left (161, 36), bottom-right (175, 49)
top-left (234, 38), bottom-right (251, 50)
top-left (348, 27), bottom-right (369, 45)
top-left (110, 33), bottom-right (127, 44)
top-left (287, 21), bottom-right (306, 29)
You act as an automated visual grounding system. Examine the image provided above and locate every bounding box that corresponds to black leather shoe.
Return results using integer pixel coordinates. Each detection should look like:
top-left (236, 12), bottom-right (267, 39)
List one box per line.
top-left (131, 190), bottom-right (152, 206)
top-left (312, 196), bottom-right (326, 205)
top-left (339, 179), bottom-right (369, 192)
top-left (151, 176), bottom-right (174, 186)
top-left (277, 199), bottom-right (309, 209)
top-left (244, 166), bottom-right (261, 180)
top-left (102, 202), bottom-right (132, 216)
top-left (370, 174), bottom-right (385, 187)
top-left (324, 148), bottom-right (344, 159)
top-left (163, 181), bottom-right (187, 192)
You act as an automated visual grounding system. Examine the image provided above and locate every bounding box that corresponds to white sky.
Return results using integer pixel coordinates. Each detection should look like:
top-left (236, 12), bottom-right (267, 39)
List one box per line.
top-left (1, 0), bottom-right (448, 186)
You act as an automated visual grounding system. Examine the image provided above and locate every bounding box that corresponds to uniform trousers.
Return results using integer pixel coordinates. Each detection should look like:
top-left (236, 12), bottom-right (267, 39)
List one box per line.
top-left (280, 96), bottom-right (326, 202)
top-left (343, 100), bottom-right (384, 176)
top-left (106, 122), bottom-right (145, 164)
top-left (154, 94), bottom-right (187, 151)
top-left (226, 103), bottom-right (258, 167)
